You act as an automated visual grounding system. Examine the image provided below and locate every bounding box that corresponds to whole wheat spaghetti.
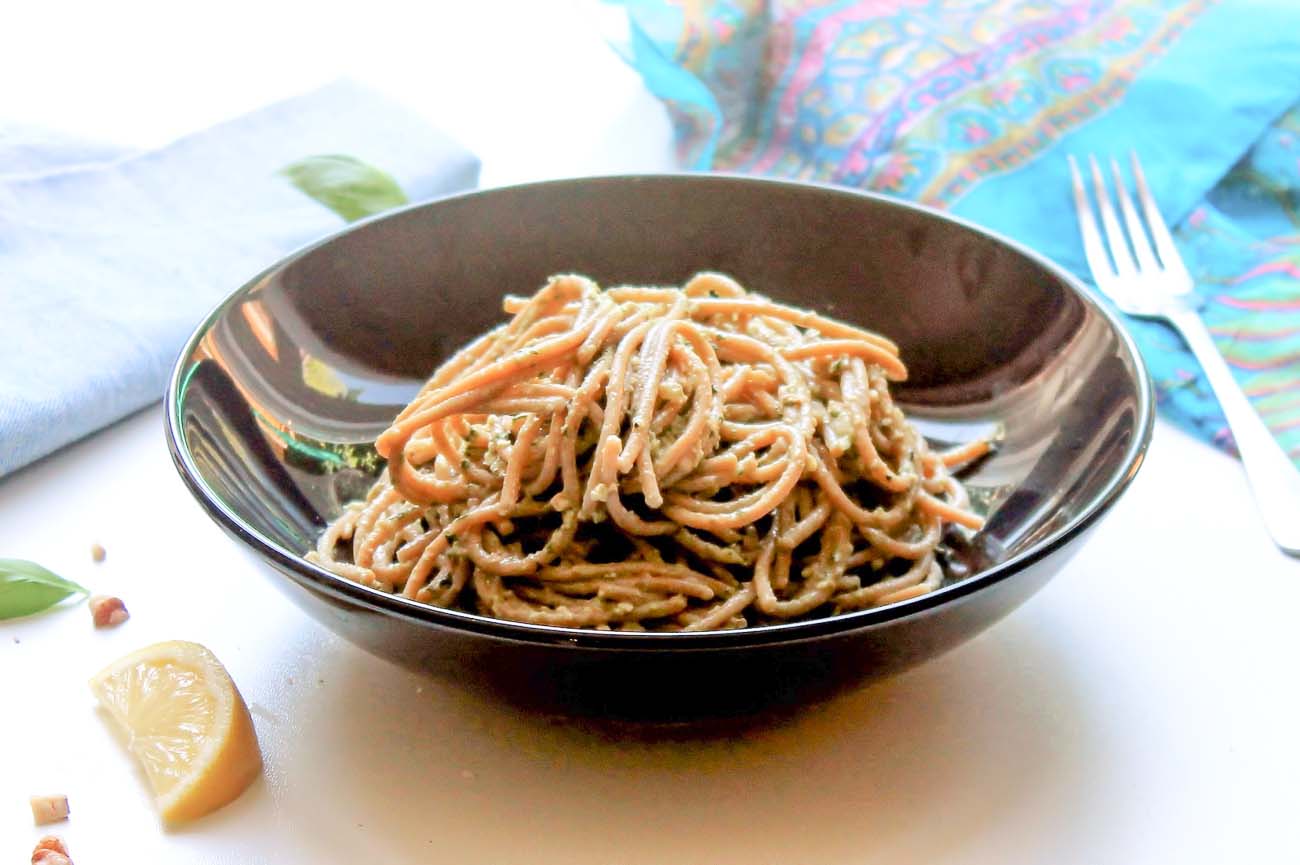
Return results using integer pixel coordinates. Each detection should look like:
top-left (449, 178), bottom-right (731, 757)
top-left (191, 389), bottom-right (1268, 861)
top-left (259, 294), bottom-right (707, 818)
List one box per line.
top-left (309, 273), bottom-right (986, 631)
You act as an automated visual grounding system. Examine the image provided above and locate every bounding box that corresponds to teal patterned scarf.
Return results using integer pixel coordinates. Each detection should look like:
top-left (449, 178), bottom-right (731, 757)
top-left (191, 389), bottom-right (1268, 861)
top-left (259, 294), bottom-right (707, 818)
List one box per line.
top-left (612, 0), bottom-right (1300, 463)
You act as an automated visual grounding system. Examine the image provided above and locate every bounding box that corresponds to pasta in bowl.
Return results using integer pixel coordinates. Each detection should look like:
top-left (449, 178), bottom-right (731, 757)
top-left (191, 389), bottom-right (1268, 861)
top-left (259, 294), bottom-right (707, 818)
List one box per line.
top-left (310, 273), bottom-right (988, 632)
top-left (166, 174), bottom-right (1151, 719)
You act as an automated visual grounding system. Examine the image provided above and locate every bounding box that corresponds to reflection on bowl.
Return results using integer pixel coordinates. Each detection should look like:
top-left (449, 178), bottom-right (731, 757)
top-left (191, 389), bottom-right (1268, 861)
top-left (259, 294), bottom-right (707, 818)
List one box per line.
top-left (166, 174), bottom-right (1151, 721)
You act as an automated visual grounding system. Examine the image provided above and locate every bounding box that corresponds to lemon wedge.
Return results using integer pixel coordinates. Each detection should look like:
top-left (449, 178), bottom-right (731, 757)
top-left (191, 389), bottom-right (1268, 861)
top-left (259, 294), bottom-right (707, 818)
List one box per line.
top-left (89, 640), bottom-right (262, 824)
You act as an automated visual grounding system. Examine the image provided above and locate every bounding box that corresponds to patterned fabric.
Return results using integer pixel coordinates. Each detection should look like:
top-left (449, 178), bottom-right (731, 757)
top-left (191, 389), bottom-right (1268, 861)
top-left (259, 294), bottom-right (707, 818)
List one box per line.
top-left (1158, 111), bottom-right (1300, 456)
top-left (612, 0), bottom-right (1300, 463)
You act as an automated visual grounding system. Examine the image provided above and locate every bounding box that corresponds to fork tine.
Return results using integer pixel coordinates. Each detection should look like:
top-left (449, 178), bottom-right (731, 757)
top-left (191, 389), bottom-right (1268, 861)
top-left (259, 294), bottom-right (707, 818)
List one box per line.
top-left (1088, 155), bottom-right (1138, 280)
top-left (1129, 151), bottom-right (1191, 282)
top-left (1068, 155), bottom-right (1118, 289)
top-left (1110, 157), bottom-right (1159, 273)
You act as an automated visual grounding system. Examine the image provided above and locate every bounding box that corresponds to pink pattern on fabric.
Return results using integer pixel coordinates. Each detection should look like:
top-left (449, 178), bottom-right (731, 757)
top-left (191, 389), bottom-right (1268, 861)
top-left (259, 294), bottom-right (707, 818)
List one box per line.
top-left (658, 0), bottom-right (1215, 205)
top-left (746, 4), bottom-right (887, 174)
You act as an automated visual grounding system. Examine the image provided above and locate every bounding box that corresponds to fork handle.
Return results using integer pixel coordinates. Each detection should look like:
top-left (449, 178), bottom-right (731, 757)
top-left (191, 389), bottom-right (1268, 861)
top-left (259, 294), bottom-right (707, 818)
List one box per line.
top-left (1167, 305), bottom-right (1300, 555)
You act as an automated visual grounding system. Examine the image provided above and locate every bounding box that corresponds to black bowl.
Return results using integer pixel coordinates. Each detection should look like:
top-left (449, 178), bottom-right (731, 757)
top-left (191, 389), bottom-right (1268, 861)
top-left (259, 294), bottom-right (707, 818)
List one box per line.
top-left (165, 174), bottom-right (1151, 722)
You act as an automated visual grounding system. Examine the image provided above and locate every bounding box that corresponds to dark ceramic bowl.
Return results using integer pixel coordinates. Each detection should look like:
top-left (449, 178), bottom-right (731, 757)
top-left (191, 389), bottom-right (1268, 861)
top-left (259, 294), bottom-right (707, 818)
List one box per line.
top-left (166, 174), bottom-right (1151, 722)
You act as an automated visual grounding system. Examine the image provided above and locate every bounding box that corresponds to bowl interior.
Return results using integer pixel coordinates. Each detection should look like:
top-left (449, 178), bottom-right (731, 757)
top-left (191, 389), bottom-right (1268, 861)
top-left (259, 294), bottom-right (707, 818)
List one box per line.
top-left (172, 175), bottom-right (1147, 630)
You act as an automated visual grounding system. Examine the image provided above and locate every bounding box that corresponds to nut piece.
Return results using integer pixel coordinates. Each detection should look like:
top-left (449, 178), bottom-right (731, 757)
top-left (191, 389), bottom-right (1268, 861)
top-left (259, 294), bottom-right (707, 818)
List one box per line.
top-left (89, 595), bottom-right (129, 628)
top-left (31, 836), bottom-right (74, 865)
top-left (29, 795), bottom-right (70, 825)
top-left (90, 543), bottom-right (106, 563)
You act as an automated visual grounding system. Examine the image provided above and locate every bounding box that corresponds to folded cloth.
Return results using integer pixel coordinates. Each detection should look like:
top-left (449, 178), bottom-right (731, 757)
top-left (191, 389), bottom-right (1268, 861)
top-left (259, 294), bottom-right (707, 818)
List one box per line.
top-left (611, 0), bottom-right (1300, 464)
top-left (0, 124), bottom-right (134, 178)
top-left (1159, 110), bottom-right (1300, 453)
top-left (0, 80), bottom-right (479, 477)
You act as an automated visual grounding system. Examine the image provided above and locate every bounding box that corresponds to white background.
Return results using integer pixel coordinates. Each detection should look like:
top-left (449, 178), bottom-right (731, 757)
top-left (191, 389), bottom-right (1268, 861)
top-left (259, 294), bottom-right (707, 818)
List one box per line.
top-left (3, 2), bottom-right (1299, 862)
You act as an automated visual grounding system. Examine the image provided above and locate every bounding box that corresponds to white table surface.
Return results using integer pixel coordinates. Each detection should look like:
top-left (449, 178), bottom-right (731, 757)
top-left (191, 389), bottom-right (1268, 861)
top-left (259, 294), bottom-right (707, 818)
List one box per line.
top-left (3, 2), bottom-right (1299, 862)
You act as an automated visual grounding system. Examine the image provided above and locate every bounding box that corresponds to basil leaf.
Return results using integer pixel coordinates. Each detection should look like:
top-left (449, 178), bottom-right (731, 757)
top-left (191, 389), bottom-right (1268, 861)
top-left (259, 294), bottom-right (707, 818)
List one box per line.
top-left (0, 559), bottom-right (89, 621)
top-left (280, 155), bottom-right (409, 222)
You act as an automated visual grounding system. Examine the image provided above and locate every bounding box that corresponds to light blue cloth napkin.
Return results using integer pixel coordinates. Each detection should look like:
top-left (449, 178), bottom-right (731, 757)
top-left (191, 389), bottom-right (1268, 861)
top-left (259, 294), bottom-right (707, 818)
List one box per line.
top-left (0, 80), bottom-right (479, 477)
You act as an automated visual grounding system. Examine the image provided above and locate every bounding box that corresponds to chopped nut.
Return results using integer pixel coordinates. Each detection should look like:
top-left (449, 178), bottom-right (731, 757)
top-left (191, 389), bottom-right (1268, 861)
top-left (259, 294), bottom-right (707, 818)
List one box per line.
top-left (90, 543), bottom-right (106, 563)
top-left (31, 836), bottom-right (73, 865)
top-left (89, 595), bottom-right (129, 628)
top-left (29, 794), bottom-right (69, 825)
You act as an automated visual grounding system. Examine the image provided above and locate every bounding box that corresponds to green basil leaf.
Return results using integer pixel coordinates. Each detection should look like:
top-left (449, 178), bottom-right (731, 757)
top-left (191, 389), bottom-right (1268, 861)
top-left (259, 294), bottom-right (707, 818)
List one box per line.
top-left (0, 559), bottom-right (89, 621)
top-left (280, 155), bottom-right (409, 222)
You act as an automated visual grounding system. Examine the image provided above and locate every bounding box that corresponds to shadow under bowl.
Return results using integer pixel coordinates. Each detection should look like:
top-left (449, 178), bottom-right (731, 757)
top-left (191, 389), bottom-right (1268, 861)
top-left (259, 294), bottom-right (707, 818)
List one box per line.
top-left (166, 174), bottom-right (1151, 723)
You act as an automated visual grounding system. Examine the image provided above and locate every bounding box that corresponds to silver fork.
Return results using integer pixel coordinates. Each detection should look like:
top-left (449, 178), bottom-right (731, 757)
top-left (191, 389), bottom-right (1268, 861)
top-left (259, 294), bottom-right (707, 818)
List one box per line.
top-left (1070, 152), bottom-right (1300, 556)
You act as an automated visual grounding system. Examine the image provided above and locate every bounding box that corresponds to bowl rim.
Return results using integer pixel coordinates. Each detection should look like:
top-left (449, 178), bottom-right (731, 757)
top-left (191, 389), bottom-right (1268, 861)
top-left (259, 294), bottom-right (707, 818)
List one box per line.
top-left (164, 172), bottom-right (1154, 650)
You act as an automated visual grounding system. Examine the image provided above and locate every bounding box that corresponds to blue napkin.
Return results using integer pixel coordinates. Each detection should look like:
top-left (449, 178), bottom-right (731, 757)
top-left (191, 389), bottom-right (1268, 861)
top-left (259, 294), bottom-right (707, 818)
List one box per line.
top-left (0, 80), bottom-right (479, 477)
top-left (611, 0), bottom-right (1300, 464)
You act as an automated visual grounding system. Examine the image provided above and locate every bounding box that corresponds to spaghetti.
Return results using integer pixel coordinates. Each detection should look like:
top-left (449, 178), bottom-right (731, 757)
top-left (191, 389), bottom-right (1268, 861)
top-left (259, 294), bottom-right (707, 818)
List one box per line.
top-left (309, 273), bottom-right (986, 631)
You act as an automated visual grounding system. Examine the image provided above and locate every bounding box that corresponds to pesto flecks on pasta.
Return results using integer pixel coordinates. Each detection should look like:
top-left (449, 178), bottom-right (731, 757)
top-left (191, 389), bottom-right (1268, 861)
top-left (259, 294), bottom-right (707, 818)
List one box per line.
top-left (308, 273), bottom-right (987, 631)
